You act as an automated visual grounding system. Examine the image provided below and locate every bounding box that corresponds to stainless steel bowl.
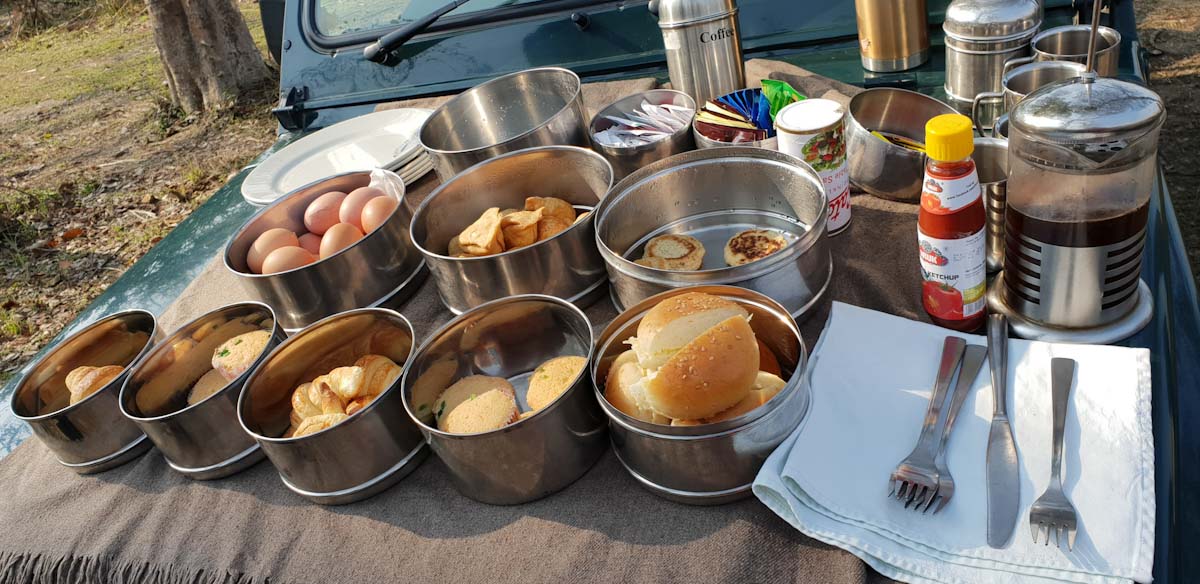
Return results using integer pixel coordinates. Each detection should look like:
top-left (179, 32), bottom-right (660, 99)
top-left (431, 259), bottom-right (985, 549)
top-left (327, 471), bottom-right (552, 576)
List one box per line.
top-left (591, 285), bottom-right (808, 505)
top-left (594, 147), bottom-right (831, 320)
top-left (399, 295), bottom-right (606, 505)
top-left (410, 146), bottom-right (613, 314)
top-left (119, 303), bottom-right (281, 480)
top-left (420, 67), bottom-right (590, 181)
top-left (974, 137), bottom-right (1009, 273)
top-left (1031, 25), bottom-right (1121, 77)
top-left (693, 128), bottom-right (778, 151)
top-left (237, 308), bottom-right (425, 505)
top-left (971, 59), bottom-right (1086, 131)
top-left (847, 88), bottom-right (957, 203)
top-left (10, 310), bottom-right (159, 473)
top-left (589, 89), bottom-right (696, 180)
top-left (224, 169), bottom-right (425, 333)
top-left (992, 114), bottom-right (1010, 139)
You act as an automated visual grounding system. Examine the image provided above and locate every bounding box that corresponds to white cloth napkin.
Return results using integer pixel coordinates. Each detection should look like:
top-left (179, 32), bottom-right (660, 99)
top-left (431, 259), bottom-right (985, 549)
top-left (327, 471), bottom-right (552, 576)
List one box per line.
top-left (754, 302), bottom-right (1155, 584)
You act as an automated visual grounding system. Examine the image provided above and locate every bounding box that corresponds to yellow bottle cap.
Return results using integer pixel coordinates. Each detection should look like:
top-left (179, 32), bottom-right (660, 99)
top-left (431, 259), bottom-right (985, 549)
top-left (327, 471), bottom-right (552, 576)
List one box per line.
top-left (924, 114), bottom-right (974, 162)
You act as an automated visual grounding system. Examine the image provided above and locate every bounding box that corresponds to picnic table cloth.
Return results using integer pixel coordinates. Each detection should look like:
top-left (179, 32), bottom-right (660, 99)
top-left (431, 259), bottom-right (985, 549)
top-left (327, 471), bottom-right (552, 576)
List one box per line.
top-left (0, 60), bottom-right (922, 584)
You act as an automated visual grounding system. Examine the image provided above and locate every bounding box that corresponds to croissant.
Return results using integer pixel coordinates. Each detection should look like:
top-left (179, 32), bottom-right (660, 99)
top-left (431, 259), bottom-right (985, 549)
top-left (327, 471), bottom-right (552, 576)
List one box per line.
top-left (293, 413), bottom-right (350, 438)
top-left (285, 355), bottom-right (401, 437)
top-left (65, 365), bottom-right (124, 406)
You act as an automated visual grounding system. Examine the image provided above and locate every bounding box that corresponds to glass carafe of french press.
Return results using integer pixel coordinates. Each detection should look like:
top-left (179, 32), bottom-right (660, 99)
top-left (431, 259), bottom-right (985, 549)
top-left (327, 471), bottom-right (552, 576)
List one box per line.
top-left (1001, 71), bottom-right (1164, 338)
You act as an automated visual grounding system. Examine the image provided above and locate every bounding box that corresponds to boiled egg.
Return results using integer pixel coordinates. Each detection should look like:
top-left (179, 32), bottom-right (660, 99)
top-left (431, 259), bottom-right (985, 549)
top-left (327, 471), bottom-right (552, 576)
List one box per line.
top-left (340, 187), bottom-right (385, 230)
top-left (260, 246), bottom-right (316, 274)
top-left (319, 223), bottom-right (363, 259)
top-left (298, 233), bottom-right (322, 255)
top-left (360, 196), bottom-right (398, 234)
top-left (304, 191), bottom-right (347, 235)
top-left (247, 228), bottom-right (299, 274)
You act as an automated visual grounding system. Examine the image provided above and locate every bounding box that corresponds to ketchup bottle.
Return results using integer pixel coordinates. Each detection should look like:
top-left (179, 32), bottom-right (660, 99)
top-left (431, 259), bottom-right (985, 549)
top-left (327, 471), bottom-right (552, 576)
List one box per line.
top-left (917, 114), bottom-right (985, 332)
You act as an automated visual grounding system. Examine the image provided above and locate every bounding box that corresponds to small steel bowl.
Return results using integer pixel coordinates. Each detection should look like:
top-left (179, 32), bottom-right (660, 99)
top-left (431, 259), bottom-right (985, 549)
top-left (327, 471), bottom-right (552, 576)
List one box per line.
top-left (589, 89), bottom-right (696, 180)
top-left (400, 295), bottom-right (606, 505)
top-left (992, 114), bottom-right (1009, 139)
top-left (410, 146), bottom-right (613, 314)
top-left (119, 303), bottom-right (282, 480)
top-left (420, 67), bottom-right (590, 181)
top-left (846, 88), bottom-right (957, 203)
top-left (224, 169), bottom-right (425, 333)
top-left (591, 285), bottom-right (809, 505)
top-left (10, 310), bottom-right (160, 473)
top-left (594, 147), bottom-right (832, 320)
top-left (237, 308), bottom-right (425, 505)
top-left (693, 129), bottom-right (778, 151)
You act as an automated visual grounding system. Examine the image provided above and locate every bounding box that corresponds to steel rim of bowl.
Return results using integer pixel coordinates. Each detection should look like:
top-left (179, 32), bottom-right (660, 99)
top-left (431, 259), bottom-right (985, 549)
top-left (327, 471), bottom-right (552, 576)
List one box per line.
top-left (590, 285), bottom-right (807, 437)
top-left (409, 145), bottom-right (613, 262)
top-left (222, 169), bottom-right (408, 278)
top-left (611, 447), bottom-right (754, 500)
top-left (399, 293), bottom-right (595, 439)
top-left (588, 89), bottom-right (697, 155)
top-left (1033, 25), bottom-right (1121, 58)
top-left (119, 301), bottom-right (279, 422)
top-left (165, 442), bottom-right (262, 476)
top-left (11, 309), bottom-right (158, 422)
top-left (236, 307), bottom-right (415, 443)
top-left (847, 87), bottom-right (950, 162)
top-left (594, 148), bottom-right (827, 283)
top-left (57, 434), bottom-right (151, 469)
top-left (419, 67), bottom-right (583, 157)
top-left (277, 440), bottom-right (427, 500)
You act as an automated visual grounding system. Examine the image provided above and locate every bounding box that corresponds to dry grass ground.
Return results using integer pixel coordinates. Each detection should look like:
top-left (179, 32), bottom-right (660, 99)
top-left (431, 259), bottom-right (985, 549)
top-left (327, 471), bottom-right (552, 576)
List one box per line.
top-left (0, 0), bottom-right (276, 382)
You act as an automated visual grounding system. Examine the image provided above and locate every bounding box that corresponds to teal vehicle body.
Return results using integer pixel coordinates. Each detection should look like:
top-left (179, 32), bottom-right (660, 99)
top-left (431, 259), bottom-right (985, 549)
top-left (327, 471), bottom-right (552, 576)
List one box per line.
top-left (1, 0), bottom-right (1195, 581)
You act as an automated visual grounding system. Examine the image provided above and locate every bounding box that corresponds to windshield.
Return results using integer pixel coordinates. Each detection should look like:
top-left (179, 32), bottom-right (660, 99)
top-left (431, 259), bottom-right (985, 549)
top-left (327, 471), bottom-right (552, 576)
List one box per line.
top-left (314, 0), bottom-right (542, 37)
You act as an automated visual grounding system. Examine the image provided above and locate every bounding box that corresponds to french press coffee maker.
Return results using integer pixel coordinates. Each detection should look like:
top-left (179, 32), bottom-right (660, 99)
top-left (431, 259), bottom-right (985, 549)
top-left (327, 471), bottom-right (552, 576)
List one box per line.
top-left (989, 4), bottom-right (1166, 343)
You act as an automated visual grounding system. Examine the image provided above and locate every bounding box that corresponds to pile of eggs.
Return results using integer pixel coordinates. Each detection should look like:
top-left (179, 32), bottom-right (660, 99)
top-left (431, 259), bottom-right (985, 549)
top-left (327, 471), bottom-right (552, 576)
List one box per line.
top-left (246, 186), bottom-right (400, 275)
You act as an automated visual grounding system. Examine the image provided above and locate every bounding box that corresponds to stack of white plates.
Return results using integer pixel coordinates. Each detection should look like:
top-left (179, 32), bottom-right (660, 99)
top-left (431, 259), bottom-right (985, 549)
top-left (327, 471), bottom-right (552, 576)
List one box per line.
top-left (242, 108), bottom-right (435, 206)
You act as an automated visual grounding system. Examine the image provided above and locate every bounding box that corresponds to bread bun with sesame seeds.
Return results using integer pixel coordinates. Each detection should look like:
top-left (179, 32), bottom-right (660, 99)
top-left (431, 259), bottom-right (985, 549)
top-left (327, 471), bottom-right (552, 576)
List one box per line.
top-left (643, 313), bottom-right (758, 419)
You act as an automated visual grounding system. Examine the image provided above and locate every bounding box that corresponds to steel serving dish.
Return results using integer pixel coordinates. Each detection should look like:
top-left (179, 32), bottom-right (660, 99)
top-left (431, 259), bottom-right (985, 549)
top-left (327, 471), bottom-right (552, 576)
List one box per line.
top-left (400, 295), bottom-right (606, 505)
top-left (410, 146), bottom-right (613, 314)
top-left (847, 88), bottom-right (957, 203)
top-left (589, 89), bottom-right (697, 180)
top-left (591, 285), bottom-right (808, 505)
top-left (10, 310), bottom-right (159, 473)
top-left (238, 308), bottom-right (425, 504)
top-left (119, 303), bottom-right (281, 479)
top-left (420, 67), bottom-right (590, 181)
top-left (224, 169), bottom-right (425, 333)
top-left (595, 147), bottom-right (831, 320)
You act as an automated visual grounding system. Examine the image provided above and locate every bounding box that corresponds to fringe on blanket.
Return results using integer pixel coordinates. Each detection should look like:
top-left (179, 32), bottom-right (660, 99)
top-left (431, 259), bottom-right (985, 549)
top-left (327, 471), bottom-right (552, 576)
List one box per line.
top-left (0, 551), bottom-right (263, 584)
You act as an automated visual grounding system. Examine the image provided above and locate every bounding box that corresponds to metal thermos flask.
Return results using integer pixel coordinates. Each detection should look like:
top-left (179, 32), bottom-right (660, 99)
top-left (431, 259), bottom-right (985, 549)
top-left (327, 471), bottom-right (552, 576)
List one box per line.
top-left (650, 0), bottom-right (746, 105)
top-left (854, 0), bottom-right (930, 72)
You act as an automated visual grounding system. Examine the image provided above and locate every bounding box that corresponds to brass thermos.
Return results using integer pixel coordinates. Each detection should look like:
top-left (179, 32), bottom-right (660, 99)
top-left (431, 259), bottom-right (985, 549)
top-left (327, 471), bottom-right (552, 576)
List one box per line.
top-left (854, 0), bottom-right (930, 72)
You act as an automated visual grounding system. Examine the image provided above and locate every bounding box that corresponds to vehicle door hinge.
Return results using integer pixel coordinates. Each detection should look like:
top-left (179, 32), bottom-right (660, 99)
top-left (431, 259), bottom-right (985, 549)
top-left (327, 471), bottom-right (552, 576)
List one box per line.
top-left (272, 86), bottom-right (316, 131)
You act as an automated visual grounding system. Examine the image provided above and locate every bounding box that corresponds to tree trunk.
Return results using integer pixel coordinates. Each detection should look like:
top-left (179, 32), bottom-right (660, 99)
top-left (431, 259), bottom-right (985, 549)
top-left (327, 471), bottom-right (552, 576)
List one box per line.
top-left (145, 0), bottom-right (272, 113)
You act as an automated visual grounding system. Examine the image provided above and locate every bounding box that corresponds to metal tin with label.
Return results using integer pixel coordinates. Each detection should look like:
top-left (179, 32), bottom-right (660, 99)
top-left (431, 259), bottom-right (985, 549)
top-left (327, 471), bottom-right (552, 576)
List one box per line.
top-left (777, 99), bottom-right (851, 235)
top-left (649, 0), bottom-right (745, 106)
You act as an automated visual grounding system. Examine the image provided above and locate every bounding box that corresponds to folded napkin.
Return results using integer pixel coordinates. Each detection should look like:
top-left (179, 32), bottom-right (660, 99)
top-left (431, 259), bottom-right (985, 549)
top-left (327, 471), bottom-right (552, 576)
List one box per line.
top-left (754, 302), bottom-right (1154, 584)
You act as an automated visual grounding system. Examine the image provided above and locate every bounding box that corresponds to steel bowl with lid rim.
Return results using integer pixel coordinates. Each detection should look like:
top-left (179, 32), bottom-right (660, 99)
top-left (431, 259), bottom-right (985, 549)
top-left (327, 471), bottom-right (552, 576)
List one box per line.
top-left (589, 89), bottom-right (697, 180)
top-left (419, 67), bottom-right (590, 181)
top-left (846, 88), bottom-right (958, 202)
top-left (119, 302), bottom-right (282, 480)
top-left (399, 294), bottom-right (606, 505)
top-left (1030, 25), bottom-right (1121, 77)
top-left (224, 169), bottom-right (425, 333)
top-left (10, 310), bottom-right (160, 473)
top-left (237, 307), bottom-right (425, 504)
top-left (591, 285), bottom-right (808, 505)
top-left (942, 0), bottom-right (1041, 128)
top-left (410, 145), bottom-right (613, 314)
top-left (594, 147), bottom-right (831, 320)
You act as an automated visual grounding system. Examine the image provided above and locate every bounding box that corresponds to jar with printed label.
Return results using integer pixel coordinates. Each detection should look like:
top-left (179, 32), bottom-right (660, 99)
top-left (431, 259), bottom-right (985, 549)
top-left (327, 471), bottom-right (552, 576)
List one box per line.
top-left (917, 114), bottom-right (985, 332)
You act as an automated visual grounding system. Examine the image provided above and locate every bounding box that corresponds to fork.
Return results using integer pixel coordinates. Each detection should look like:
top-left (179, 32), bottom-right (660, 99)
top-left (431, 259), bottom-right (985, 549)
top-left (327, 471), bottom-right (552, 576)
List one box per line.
top-left (1029, 357), bottom-right (1079, 550)
top-left (922, 344), bottom-right (988, 513)
top-left (888, 336), bottom-right (967, 510)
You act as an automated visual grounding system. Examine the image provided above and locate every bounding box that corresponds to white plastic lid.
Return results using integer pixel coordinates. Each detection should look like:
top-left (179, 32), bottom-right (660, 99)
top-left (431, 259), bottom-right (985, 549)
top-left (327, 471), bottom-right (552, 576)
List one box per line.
top-left (776, 99), bottom-right (845, 133)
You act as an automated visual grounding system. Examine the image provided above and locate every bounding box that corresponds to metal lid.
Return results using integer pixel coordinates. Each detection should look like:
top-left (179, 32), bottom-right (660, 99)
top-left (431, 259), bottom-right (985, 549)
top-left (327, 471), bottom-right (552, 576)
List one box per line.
top-left (1011, 75), bottom-right (1164, 143)
top-left (649, 0), bottom-right (738, 28)
top-left (943, 0), bottom-right (1041, 41)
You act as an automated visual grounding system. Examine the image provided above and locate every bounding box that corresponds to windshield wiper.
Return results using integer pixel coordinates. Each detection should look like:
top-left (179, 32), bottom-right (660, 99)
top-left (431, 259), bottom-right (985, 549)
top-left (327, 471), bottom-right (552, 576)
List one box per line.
top-left (363, 0), bottom-right (476, 64)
